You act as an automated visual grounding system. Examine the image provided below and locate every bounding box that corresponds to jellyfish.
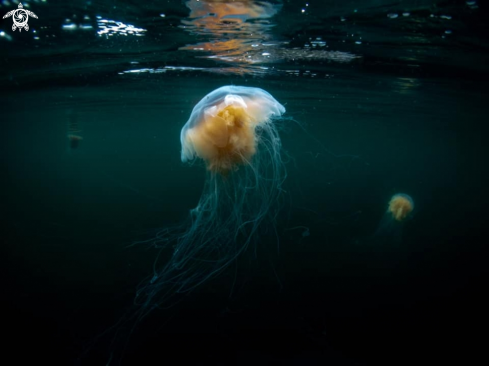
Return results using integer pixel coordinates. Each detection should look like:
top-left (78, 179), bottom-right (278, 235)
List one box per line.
top-left (67, 110), bottom-right (83, 149)
top-left (375, 193), bottom-right (414, 242)
top-left (135, 85), bottom-right (286, 312)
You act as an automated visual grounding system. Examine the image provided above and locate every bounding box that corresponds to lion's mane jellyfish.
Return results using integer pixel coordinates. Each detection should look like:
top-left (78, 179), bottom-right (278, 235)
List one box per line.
top-left (136, 85), bottom-right (286, 311)
top-left (386, 194), bottom-right (414, 223)
top-left (375, 193), bottom-right (414, 242)
top-left (67, 111), bottom-right (83, 149)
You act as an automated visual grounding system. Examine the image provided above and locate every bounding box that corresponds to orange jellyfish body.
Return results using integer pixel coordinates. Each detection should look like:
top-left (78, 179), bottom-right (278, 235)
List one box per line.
top-left (374, 193), bottom-right (415, 242)
top-left (181, 85), bottom-right (285, 174)
top-left (387, 194), bottom-right (414, 222)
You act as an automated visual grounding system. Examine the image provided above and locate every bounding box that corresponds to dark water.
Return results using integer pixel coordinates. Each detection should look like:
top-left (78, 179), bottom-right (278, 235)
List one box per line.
top-left (2, 0), bottom-right (488, 365)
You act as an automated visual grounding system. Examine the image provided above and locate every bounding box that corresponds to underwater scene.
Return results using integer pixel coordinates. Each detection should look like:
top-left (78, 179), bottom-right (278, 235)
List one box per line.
top-left (2, 0), bottom-right (488, 365)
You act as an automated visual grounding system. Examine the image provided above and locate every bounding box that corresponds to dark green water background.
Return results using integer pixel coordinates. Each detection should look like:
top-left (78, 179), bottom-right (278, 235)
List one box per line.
top-left (1, 0), bottom-right (488, 365)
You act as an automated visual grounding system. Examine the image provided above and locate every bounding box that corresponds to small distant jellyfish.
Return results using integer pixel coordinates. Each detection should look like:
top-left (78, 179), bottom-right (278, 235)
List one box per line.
top-left (387, 194), bottom-right (414, 222)
top-left (68, 134), bottom-right (83, 149)
top-left (375, 193), bottom-right (414, 242)
top-left (135, 85), bottom-right (287, 312)
top-left (67, 111), bottom-right (83, 149)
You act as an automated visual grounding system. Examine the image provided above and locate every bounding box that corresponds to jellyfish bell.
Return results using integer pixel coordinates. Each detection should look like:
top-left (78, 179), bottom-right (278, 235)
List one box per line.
top-left (375, 193), bottom-right (414, 243)
top-left (67, 110), bottom-right (83, 150)
top-left (135, 85), bottom-right (287, 312)
top-left (181, 85), bottom-right (286, 174)
top-left (387, 194), bottom-right (414, 222)
top-left (68, 134), bottom-right (83, 149)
